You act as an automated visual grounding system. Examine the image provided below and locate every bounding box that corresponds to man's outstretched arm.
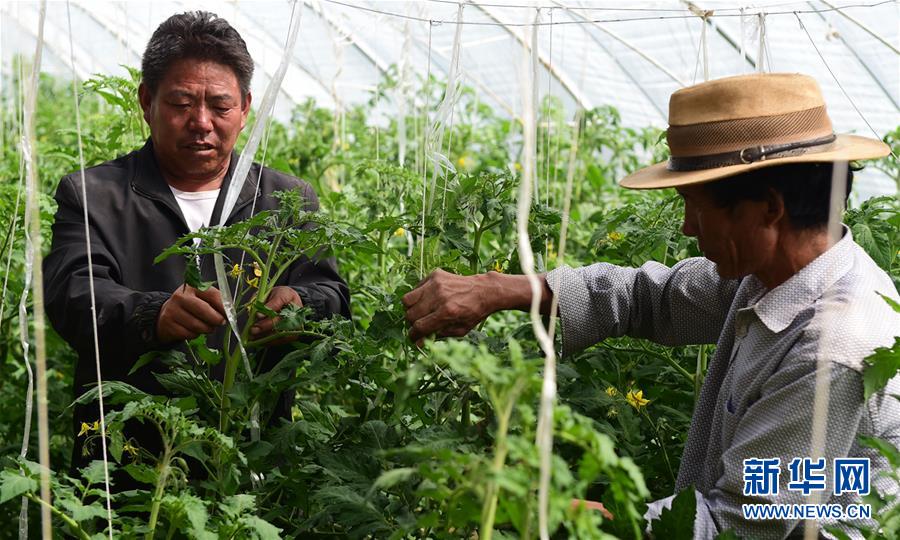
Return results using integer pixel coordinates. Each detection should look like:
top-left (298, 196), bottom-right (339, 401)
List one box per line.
top-left (402, 269), bottom-right (553, 346)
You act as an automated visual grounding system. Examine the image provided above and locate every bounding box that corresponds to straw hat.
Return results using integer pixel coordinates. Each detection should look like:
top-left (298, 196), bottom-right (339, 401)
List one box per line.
top-left (620, 73), bottom-right (890, 189)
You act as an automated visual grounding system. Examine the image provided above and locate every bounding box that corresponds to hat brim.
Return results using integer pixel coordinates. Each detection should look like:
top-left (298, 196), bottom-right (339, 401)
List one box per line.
top-left (619, 134), bottom-right (891, 190)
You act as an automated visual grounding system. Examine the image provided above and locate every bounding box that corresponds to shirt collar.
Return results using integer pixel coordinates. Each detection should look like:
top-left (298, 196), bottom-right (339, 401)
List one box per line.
top-left (133, 139), bottom-right (256, 225)
top-left (750, 225), bottom-right (855, 333)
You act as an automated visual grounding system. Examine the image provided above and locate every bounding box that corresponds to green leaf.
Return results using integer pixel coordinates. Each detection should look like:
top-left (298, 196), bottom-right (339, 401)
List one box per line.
top-left (79, 460), bottom-right (116, 486)
top-left (57, 494), bottom-right (108, 522)
top-left (184, 258), bottom-right (213, 291)
top-left (236, 516), bottom-right (282, 539)
top-left (859, 435), bottom-right (900, 469)
top-left (878, 292), bottom-right (900, 314)
top-left (369, 467), bottom-right (416, 494)
top-left (863, 337), bottom-right (900, 399)
top-left (188, 335), bottom-right (221, 366)
top-left (123, 463), bottom-right (157, 485)
top-left (0, 470), bottom-right (37, 504)
top-left (129, 351), bottom-right (158, 376)
top-left (649, 488), bottom-right (695, 540)
top-left (70, 381), bottom-right (147, 409)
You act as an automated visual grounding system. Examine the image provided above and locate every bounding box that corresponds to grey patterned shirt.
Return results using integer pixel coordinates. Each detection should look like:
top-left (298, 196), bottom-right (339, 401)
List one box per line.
top-left (546, 228), bottom-right (900, 539)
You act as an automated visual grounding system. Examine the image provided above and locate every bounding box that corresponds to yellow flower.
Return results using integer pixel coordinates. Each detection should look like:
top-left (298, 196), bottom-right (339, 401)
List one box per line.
top-left (606, 408), bottom-right (618, 418)
top-left (229, 264), bottom-right (243, 277)
top-left (514, 162), bottom-right (522, 171)
top-left (78, 422), bottom-right (92, 437)
top-left (245, 276), bottom-right (259, 289)
top-left (605, 386), bottom-right (618, 397)
top-left (625, 389), bottom-right (650, 409)
top-left (123, 441), bottom-right (139, 458)
top-left (607, 231), bottom-right (623, 242)
top-left (92, 420), bottom-right (100, 432)
top-left (393, 227), bottom-right (406, 237)
top-left (492, 260), bottom-right (503, 273)
top-left (457, 156), bottom-right (467, 167)
top-left (252, 262), bottom-right (263, 278)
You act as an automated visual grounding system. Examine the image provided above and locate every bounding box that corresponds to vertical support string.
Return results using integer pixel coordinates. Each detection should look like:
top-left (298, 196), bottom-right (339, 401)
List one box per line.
top-left (425, 4), bottom-right (463, 218)
top-left (547, 108), bottom-right (582, 344)
top-left (65, 1), bottom-right (114, 536)
top-left (802, 160), bottom-right (848, 540)
top-left (795, 12), bottom-right (896, 160)
top-left (544, 8), bottom-right (554, 219)
top-left (21, 1), bottom-right (52, 536)
top-left (701, 14), bottom-right (710, 81)
top-left (11, 42), bottom-right (33, 540)
top-left (515, 9), bottom-right (557, 540)
top-left (739, 8), bottom-right (747, 73)
top-left (418, 21), bottom-right (434, 279)
top-left (213, 0), bottom-right (301, 410)
top-left (757, 12), bottom-right (767, 73)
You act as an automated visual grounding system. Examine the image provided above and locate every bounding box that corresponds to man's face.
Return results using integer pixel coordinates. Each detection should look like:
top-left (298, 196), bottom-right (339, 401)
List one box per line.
top-left (139, 58), bottom-right (250, 185)
top-left (676, 184), bottom-right (778, 280)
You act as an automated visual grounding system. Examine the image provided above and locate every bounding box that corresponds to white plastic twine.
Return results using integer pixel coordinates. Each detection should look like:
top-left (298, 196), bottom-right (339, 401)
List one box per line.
top-left (66, 1), bottom-right (114, 535)
top-left (757, 12), bottom-right (767, 72)
top-left (9, 46), bottom-right (33, 540)
top-left (547, 108), bottom-right (581, 344)
top-left (739, 8), bottom-right (748, 73)
top-left (516, 9), bottom-right (557, 540)
top-left (425, 3), bottom-right (464, 215)
top-left (801, 161), bottom-right (848, 540)
top-left (214, 1), bottom-right (302, 392)
top-left (795, 12), bottom-right (898, 162)
top-left (418, 21), bottom-right (434, 279)
top-left (21, 1), bottom-right (52, 537)
top-left (397, 15), bottom-right (412, 167)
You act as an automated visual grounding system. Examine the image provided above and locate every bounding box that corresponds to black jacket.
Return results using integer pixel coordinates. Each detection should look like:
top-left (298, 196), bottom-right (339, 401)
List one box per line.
top-left (44, 141), bottom-right (350, 466)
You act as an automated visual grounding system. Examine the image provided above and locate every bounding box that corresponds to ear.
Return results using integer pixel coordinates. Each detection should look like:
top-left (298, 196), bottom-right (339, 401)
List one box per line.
top-left (138, 83), bottom-right (153, 123)
top-left (240, 91), bottom-right (252, 130)
top-left (763, 186), bottom-right (786, 227)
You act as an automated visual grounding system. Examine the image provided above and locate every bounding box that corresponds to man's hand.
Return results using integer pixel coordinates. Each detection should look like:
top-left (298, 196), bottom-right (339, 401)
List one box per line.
top-left (250, 286), bottom-right (303, 345)
top-left (402, 269), bottom-right (495, 346)
top-left (403, 269), bottom-right (555, 346)
top-left (157, 284), bottom-right (226, 343)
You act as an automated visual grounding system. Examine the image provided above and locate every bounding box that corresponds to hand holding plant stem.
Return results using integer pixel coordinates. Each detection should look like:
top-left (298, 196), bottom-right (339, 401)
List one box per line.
top-left (156, 284), bottom-right (227, 343)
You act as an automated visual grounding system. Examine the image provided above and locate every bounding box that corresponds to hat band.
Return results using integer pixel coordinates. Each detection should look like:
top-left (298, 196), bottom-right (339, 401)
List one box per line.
top-left (666, 134), bottom-right (837, 172)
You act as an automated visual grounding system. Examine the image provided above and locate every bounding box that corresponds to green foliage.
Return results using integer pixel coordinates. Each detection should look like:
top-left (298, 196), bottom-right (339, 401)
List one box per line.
top-left (0, 64), bottom-right (897, 539)
top-left (648, 487), bottom-right (695, 540)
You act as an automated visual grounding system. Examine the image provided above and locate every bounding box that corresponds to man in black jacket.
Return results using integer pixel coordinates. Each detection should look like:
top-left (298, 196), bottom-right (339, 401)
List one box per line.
top-left (43, 12), bottom-right (350, 470)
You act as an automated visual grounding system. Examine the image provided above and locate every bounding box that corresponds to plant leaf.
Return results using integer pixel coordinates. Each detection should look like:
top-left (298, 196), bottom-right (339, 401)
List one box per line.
top-left (863, 337), bottom-right (900, 400)
top-left (649, 488), bottom-right (695, 540)
top-left (0, 470), bottom-right (37, 504)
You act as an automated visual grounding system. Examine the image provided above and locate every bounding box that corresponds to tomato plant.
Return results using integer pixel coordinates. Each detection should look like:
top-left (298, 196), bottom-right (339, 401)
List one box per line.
top-left (0, 65), bottom-right (897, 538)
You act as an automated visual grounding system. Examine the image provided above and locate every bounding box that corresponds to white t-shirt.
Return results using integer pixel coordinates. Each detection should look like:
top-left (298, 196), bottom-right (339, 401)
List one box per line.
top-left (169, 186), bottom-right (221, 233)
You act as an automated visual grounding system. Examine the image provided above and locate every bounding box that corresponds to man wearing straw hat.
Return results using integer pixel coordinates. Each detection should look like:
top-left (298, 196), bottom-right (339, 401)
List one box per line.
top-left (403, 73), bottom-right (899, 538)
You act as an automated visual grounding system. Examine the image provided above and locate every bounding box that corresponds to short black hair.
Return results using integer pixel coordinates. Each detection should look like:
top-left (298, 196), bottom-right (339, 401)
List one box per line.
top-left (141, 11), bottom-right (253, 98)
top-left (702, 162), bottom-right (856, 230)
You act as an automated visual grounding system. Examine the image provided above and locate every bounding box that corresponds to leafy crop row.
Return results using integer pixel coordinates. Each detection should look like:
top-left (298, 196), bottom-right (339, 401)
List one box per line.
top-left (0, 64), bottom-right (897, 538)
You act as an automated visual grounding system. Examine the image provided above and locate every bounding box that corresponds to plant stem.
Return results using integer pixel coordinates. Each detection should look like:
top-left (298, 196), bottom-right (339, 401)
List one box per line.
top-left (220, 305), bottom-right (257, 432)
top-left (642, 411), bottom-right (675, 484)
top-left (245, 329), bottom-right (327, 348)
top-left (480, 383), bottom-right (522, 540)
top-left (471, 225), bottom-right (483, 274)
top-left (146, 454), bottom-right (171, 539)
top-left (694, 345), bottom-right (708, 403)
top-left (378, 229), bottom-right (387, 276)
top-left (26, 493), bottom-right (92, 540)
top-left (601, 343), bottom-right (694, 384)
